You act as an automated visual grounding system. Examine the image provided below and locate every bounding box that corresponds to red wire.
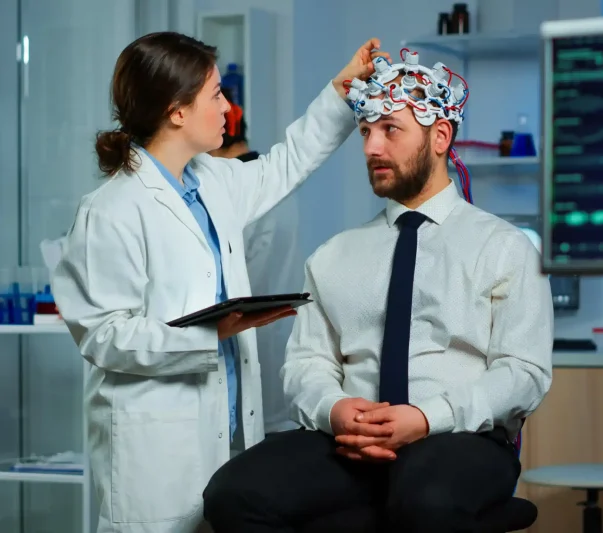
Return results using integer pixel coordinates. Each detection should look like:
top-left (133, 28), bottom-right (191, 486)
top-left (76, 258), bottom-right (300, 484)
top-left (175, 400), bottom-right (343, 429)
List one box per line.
top-left (400, 48), bottom-right (410, 61)
top-left (343, 79), bottom-right (352, 95)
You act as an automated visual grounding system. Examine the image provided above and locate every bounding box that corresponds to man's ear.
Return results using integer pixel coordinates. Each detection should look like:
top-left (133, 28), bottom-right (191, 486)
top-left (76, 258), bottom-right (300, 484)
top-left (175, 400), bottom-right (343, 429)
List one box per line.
top-left (433, 119), bottom-right (453, 156)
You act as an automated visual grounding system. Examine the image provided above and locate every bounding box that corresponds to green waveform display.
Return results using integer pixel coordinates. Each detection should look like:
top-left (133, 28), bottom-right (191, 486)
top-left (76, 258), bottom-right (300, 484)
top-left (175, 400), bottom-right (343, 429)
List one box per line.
top-left (549, 33), bottom-right (603, 261)
top-left (551, 210), bottom-right (603, 226)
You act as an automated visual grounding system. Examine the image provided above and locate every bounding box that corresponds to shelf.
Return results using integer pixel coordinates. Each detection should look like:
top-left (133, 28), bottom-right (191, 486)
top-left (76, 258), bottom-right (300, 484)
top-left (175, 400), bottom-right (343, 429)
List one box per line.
top-left (450, 156), bottom-right (540, 176)
top-left (0, 324), bottom-right (68, 334)
top-left (0, 470), bottom-right (83, 484)
top-left (553, 351), bottom-right (603, 369)
top-left (402, 32), bottom-right (541, 60)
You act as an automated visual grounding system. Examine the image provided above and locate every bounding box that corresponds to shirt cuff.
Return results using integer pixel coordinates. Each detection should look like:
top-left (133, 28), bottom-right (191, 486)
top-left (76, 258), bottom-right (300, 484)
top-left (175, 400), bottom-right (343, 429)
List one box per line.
top-left (325, 80), bottom-right (356, 124)
top-left (412, 395), bottom-right (455, 435)
top-left (315, 392), bottom-right (352, 435)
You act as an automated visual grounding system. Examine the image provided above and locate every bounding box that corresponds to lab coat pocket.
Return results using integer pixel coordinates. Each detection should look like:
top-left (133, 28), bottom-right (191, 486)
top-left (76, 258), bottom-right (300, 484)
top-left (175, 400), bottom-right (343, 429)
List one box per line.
top-left (111, 409), bottom-right (203, 524)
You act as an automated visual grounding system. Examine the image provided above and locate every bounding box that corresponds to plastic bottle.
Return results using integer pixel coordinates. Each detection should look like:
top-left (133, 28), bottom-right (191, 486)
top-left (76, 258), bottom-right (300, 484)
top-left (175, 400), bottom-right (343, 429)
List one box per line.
top-left (221, 63), bottom-right (244, 107)
top-left (510, 114), bottom-right (537, 157)
top-left (451, 3), bottom-right (470, 34)
top-left (438, 13), bottom-right (451, 35)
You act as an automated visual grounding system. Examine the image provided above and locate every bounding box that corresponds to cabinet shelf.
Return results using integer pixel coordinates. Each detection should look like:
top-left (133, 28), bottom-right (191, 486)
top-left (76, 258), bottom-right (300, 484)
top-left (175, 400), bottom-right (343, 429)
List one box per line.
top-left (402, 32), bottom-right (541, 60)
top-left (450, 156), bottom-right (540, 176)
top-left (0, 324), bottom-right (68, 334)
top-left (0, 470), bottom-right (84, 484)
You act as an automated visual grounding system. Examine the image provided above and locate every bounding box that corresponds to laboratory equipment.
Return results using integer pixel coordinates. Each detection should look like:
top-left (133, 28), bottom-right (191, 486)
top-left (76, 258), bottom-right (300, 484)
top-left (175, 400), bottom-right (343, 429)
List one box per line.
top-left (0, 267), bottom-right (12, 324)
top-left (0, 265), bottom-right (56, 325)
top-left (510, 114), bottom-right (537, 157)
top-left (438, 13), bottom-right (451, 35)
top-left (221, 63), bottom-right (244, 107)
top-left (540, 17), bottom-right (603, 275)
top-left (499, 214), bottom-right (580, 311)
top-left (344, 47), bottom-right (473, 203)
top-left (450, 3), bottom-right (470, 34)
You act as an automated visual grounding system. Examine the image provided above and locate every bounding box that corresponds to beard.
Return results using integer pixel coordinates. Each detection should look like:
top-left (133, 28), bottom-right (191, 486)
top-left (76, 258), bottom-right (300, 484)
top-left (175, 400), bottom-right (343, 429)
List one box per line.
top-left (367, 135), bottom-right (433, 203)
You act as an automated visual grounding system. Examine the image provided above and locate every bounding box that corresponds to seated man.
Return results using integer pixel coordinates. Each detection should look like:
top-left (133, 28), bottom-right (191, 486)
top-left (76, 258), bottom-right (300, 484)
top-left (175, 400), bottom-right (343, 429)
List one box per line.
top-left (203, 48), bottom-right (554, 533)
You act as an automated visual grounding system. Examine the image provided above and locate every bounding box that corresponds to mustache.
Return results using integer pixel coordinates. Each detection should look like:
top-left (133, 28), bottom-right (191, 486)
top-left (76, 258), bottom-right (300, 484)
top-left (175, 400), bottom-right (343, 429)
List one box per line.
top-left (367, 158), bottom-right (395, 170)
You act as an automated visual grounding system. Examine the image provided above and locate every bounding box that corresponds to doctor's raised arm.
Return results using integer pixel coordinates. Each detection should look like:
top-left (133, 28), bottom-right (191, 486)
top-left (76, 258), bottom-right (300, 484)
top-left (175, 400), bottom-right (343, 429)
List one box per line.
top-left (51, 32), bottom-right (387, 533)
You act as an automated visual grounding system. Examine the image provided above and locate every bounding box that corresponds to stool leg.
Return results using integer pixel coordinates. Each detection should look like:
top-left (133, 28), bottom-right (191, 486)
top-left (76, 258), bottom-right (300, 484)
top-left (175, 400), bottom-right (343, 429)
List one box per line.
top-left (579, 489), bottom-right (602, 533)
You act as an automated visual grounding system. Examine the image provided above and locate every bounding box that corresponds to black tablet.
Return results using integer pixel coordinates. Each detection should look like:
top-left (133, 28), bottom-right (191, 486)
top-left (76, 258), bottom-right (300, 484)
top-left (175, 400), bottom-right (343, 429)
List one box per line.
top-left (167, 292), bottom-right (312, 327)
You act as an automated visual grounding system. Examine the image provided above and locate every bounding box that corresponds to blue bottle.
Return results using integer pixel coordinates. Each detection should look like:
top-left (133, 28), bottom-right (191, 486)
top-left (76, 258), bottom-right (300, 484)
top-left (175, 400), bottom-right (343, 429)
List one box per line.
top-left (222, 63), bottom-right (244, 107)
top-left (510, 113), bottom-right (537, 158)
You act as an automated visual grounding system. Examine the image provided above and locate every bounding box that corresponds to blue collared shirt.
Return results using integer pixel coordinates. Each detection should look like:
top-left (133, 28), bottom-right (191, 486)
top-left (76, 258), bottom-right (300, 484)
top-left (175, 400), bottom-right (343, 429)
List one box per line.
top-left (141, 149), bottom-right (239, 440)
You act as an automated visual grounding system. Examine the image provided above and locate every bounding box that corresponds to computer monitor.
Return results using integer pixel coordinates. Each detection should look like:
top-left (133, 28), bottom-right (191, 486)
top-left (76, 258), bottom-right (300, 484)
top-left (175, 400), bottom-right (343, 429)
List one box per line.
top-left (499, 214), bottom-right (580, 311)
top-left (541, 17), bottom-right (603, 275)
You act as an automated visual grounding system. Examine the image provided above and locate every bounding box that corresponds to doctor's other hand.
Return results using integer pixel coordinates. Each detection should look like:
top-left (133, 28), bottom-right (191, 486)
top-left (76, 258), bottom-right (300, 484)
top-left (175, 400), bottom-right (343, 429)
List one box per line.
top-left (217, 306), bottom-right (297, 340)
top-left (333, 38), bottom-right (392, 100)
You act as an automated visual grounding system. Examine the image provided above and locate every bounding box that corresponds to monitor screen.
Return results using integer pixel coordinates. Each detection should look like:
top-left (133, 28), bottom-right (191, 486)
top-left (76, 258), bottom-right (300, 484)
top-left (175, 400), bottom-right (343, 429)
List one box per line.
top-left (541, 18), bottom-right (603, 274)
top-left (499, 214), bottom-right (580, 311)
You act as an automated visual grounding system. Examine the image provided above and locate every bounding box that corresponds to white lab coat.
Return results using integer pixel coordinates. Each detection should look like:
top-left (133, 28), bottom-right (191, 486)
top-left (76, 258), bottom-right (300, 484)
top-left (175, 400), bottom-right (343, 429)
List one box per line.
top-left (244, 193), bottom-right (304, 433)
top-left (52, 82), bottom-right (355, 533)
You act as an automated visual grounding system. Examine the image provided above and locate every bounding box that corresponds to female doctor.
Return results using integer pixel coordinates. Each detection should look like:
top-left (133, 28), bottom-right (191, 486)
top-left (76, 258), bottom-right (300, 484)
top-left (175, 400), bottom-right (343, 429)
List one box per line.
top-left (52, 32), bottom-right (388, 533)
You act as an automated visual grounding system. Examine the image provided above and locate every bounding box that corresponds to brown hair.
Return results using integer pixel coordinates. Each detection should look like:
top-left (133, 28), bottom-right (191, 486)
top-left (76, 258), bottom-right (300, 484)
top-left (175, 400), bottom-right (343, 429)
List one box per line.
top-left (95, 32), bottom-right (218, 176)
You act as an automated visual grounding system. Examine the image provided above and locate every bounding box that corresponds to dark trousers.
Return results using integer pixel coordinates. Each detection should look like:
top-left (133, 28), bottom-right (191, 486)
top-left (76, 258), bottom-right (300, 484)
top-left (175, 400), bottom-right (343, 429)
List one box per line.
top-left (203, 428), bottom-right (521, 533)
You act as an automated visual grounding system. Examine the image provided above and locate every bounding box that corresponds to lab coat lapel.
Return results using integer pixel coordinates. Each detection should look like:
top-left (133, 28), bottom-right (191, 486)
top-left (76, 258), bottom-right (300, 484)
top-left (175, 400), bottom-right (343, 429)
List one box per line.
top-left (197, 179), bottom-right (233, 298)
top-left (134, 152), bottom-right (212, 255)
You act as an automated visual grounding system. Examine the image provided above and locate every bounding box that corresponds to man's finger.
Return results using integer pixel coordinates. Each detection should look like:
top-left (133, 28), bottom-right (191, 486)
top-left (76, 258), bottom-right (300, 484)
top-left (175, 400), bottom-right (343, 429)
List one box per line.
top-left (335, 434), bottom-right (390, 448)
top-left (351, 398), bottom-right (389, 411)
top-left (335, 447), bottom-right (364, 461)
top-left (344, 421), bottom-right (394, 438)
top-left (359, 445), bottom-right (396, 461)
top-left (354, 407), bottom-right (392, 424)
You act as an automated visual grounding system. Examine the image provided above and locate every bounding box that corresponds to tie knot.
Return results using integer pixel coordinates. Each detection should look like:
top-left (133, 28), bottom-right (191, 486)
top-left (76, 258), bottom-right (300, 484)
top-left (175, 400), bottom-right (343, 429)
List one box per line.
top-left (397, 211), bottom-right (427, 229)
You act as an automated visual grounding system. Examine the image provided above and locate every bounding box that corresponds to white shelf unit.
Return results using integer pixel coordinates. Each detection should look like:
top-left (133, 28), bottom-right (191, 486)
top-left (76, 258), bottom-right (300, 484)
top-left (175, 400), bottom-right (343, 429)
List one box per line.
top-left (402, 32), bottom-right (541, 60)
top-left (450, 156), bottom-right (540, 174)
top-left (0, 325), bottom-right (91, 533)
top-left (197, 8), bottom-right (277, 155)
top-left (404, 32), bottom-right (542, 182)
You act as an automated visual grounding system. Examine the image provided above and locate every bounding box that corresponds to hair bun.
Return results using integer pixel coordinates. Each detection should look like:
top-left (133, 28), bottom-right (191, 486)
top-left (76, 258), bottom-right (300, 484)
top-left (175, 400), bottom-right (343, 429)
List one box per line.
top-left (95, 129), bottom-right (133, 176)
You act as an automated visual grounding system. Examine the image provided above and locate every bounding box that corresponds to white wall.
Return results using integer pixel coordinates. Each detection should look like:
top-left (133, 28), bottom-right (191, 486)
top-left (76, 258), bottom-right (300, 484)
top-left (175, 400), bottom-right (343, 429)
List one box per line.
top-left (197, 0), bottom-right (293, 135)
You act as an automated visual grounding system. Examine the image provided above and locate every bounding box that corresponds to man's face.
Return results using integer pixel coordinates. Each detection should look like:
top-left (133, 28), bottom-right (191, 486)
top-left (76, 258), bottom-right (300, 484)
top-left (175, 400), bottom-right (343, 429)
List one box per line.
top-left (360, 104), bottom-right (433, 203)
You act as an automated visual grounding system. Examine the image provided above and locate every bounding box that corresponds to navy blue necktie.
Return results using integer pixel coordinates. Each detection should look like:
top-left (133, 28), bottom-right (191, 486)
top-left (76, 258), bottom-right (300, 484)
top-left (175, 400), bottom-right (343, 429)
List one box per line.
top-left (379, 211), bottom-right (427, 405)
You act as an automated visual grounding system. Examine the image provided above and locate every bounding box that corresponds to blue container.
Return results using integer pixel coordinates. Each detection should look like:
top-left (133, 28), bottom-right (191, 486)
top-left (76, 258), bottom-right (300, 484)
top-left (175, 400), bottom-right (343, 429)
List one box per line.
top-left (0, 268), bottom-right (13, 324)
top-left (222, 63), bottom-right (244, 107)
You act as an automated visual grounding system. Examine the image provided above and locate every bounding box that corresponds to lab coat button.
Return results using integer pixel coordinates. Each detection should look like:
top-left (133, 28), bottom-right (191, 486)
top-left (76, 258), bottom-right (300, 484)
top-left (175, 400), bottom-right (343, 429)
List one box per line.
top-left (207, 272), bottom-right (211, 277)
top-left (218, 378), bottom-right (223, 384)
top-left (250, 410), bottom-right (254, 416)
top-left (244, 359), bottom-right (248, 364)
top-left (218, 432), bottom-right (223, 439)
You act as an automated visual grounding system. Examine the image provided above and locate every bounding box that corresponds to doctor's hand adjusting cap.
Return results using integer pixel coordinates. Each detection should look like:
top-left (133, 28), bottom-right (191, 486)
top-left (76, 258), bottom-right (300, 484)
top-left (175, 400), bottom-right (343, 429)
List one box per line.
top-left (333, 39), bottom-right (392, 100)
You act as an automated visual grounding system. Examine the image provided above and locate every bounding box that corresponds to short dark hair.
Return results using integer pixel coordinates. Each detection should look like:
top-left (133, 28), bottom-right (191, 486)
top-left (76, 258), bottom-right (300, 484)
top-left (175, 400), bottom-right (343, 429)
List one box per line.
top-left (95, 32), bottom-right (218, 176)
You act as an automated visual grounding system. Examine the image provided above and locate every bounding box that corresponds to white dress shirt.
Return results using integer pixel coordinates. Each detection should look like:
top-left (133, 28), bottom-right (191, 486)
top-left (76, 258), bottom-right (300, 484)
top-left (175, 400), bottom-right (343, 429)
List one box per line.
top-left (282, 181), bottom-right (554, 439)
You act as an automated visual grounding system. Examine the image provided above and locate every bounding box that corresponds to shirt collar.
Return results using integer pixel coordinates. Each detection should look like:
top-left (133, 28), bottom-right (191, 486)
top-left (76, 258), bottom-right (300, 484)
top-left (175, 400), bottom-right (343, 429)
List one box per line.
top-left (136, 146), bottom-right (199, 203)
top-left (385, 180), bottom-right (463, 228)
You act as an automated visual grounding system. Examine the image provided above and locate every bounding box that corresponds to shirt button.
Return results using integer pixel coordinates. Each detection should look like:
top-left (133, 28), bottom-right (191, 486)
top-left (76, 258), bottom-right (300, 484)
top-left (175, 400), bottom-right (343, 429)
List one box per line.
top-left (218, 432), bottom-right (223, 439)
